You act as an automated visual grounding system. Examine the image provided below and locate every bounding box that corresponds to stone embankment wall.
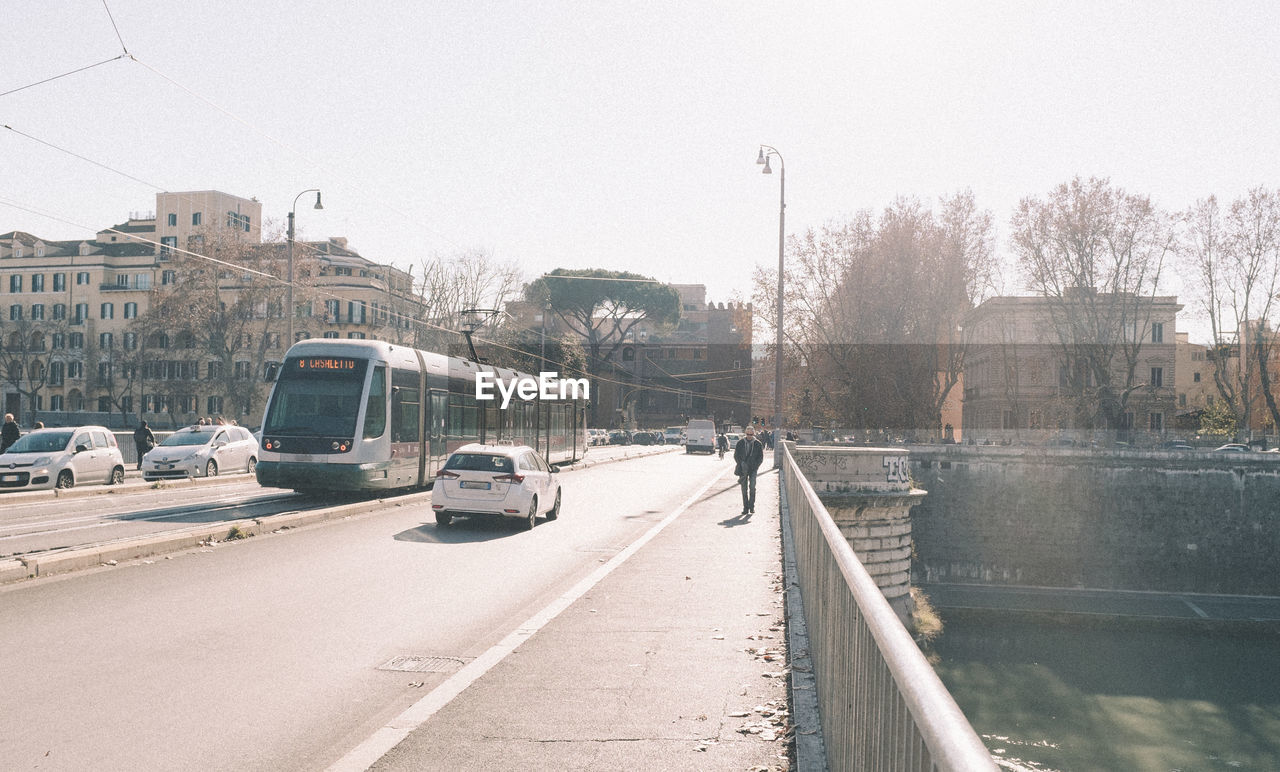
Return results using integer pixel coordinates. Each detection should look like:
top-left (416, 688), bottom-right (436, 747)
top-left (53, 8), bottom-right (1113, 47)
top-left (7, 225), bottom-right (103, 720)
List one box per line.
top-left (906, 445), bottom-right (1280, 595)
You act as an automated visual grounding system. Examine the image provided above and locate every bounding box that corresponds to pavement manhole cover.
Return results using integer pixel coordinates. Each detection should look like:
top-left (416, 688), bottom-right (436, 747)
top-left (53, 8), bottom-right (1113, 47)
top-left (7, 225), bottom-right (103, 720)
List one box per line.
top-left (378, 655), bottom-right (468, 673)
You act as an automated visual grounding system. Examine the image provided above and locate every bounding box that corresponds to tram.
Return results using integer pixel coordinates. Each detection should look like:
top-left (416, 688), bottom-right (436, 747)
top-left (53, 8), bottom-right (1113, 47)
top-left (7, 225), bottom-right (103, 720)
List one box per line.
top-left (255, 339), bottom-right (588, 492)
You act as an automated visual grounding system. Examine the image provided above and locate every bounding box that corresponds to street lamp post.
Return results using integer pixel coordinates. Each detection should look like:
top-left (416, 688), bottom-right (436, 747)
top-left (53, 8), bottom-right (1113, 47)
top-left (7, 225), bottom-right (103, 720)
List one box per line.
top-left (286, 189), bottom-right (323, 349)
top-left (757, 145), bottom-right (785, 457)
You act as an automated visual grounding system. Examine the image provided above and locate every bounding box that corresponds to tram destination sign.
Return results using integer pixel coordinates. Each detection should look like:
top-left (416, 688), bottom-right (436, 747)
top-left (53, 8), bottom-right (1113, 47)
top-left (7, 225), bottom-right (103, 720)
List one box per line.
top-left (292, 356), bottom-right (360, 372)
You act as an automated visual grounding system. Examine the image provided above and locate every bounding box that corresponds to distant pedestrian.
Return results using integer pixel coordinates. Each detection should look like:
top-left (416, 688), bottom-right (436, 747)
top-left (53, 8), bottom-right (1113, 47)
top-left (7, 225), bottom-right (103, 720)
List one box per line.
top-left (133, 421), bottom-right (156, 470)
top-left (1, 414), bottom-right (19, 452)
top-left (733, 425), bottom-right (765, 515)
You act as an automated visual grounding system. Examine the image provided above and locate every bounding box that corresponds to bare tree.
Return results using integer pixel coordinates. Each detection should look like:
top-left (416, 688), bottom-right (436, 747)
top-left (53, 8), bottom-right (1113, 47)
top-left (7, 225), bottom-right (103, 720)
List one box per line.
top-left (1010, 177), bottom-right (1176, 432)
top-left (1184, 189), bottom-right (1280, 435)
top-left (415, 249), bottom-right (526, 353)
top-left (755, 192), bottom-right (995, 437)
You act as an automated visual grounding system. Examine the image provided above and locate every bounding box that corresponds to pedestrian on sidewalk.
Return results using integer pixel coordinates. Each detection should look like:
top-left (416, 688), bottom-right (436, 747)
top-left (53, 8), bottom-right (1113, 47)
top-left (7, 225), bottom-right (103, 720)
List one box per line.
top-left (733, 425), bottom-right (764, 515)
top-left (1, 413), bottom-right (19, 452)
top-left (133, 421), bottom-right (156, 470)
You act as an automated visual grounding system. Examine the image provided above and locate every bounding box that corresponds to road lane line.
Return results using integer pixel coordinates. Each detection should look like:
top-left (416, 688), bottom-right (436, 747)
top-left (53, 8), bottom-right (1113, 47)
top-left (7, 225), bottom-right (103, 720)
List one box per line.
top-left (327, 461), bottom-right (732, 772)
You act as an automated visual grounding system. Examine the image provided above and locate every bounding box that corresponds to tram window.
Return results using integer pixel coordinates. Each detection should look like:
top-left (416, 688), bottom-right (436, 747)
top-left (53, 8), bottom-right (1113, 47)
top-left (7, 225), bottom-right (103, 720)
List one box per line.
top-left (448, 393), bottom-right (479, 438)
top-left (484, 405), bottom-right (499, 440)
top-left (392, 386), bottom-right (420, 443)
top-left (363, 365), bottom-right (386, 438)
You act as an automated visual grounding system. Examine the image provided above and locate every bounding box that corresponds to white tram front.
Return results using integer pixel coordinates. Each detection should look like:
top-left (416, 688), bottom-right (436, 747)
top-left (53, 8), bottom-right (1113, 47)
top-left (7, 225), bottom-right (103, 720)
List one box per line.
top-left (255, 340), bottom-right (587, 492)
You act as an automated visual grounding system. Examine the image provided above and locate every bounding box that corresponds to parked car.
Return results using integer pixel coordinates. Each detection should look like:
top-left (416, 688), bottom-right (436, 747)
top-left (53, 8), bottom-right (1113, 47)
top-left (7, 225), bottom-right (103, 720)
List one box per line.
top-left (608, 430), bottom-right (631, 445)
top-left (725, 432), bottom-right (742, 450)
top-left (1160, 440), bottom-right (1195, 451)
top-left (0, 426), bottom-right (126, 491)
top-left (431, 444), bottom-right (561, 529)
top-left (1213, 443), bottom-right (1252, 453)
top-left (141, 424), bottom-right (259, 481)
top-left (632, 431), bottom-right (655, 446)
top-left (663, 427), bottom-right (685, 445)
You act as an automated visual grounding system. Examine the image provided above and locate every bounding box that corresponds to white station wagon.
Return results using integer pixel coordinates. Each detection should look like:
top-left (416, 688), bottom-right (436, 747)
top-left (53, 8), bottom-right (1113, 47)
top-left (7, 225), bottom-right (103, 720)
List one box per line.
top-left (431, 444), bottom-right (562, 530)
top-left (142, 425), bottom-right (259, 481)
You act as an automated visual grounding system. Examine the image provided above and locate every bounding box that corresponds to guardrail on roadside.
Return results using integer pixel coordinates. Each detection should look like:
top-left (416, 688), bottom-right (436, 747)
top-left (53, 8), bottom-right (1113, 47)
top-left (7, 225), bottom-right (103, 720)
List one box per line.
top-left (780, 442), bottom-right (995, 771)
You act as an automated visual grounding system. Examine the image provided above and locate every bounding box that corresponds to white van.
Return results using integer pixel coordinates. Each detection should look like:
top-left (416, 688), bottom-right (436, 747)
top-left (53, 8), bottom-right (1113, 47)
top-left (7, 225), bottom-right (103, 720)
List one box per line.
top-left (684, 419), bottom-right (715, 454)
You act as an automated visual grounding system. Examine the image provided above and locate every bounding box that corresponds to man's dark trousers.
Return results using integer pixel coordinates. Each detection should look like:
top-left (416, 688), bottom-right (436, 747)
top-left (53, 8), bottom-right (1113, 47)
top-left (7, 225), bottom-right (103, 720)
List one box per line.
top-left (739, 468), bottom-right (758, 512)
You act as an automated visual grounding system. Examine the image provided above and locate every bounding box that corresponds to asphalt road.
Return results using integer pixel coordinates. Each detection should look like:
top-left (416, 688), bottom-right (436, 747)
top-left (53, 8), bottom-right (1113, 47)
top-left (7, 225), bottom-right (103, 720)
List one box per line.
top-left (0, 447), bottom-right (723, 771)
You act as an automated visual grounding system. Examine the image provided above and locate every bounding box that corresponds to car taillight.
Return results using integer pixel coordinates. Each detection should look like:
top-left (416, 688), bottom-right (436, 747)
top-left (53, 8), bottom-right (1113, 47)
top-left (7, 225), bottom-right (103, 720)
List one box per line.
top-left (435, 469), bottom-right (460, 479)
top-left (493, 473), bottom-right (524, 483)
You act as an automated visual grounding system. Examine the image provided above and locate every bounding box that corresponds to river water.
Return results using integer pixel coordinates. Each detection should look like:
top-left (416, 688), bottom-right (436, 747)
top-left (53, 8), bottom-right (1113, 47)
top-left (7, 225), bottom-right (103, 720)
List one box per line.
top-left (929, 614), bottom-right (1280, 771)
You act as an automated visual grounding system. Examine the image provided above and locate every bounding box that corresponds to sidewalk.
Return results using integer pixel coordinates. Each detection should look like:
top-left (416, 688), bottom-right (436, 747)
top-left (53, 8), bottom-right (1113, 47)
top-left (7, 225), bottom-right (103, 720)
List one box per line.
top-left (361, 459), bottom-right (795, 772)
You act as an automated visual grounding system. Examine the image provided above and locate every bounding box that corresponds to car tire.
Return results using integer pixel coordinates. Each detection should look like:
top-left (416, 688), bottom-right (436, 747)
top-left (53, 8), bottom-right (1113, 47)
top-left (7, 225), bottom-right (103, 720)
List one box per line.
top-left (56, 470), bottom-right (74, 489)
top-left (436, 511), bottom-right (453, 527)
top-left (205, 460), bottom-right (218, 477)
top-left (546, 488), bottom-right (561, 521)
top-left (246, 457), bottom-right (257, 475)
top-left (108, 466), bottom-right (125, 486)
top-left (524, 496), bottom-right (538, 530)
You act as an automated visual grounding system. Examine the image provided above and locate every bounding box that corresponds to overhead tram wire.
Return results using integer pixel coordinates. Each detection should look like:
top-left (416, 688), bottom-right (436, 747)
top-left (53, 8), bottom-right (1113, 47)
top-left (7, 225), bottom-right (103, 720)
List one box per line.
top-left (0, 55), bottom-right (130, 100)
top-left (100, 0), bottom-right (130, 55)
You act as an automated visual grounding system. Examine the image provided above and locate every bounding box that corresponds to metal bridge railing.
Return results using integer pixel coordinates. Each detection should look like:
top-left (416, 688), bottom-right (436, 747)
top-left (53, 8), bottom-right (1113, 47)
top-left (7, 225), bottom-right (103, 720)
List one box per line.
top-left (781, 443), bottom-right (995, 771)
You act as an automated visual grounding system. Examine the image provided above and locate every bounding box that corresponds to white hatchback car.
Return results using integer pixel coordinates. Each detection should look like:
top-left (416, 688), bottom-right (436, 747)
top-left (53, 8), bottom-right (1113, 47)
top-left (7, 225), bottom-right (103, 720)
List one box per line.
top-left (0, 426), bottom-right (126, 491)
top-left (431, 444), bottom-right (562, 530)
top-left (142, 425), bottom-right (259, 481)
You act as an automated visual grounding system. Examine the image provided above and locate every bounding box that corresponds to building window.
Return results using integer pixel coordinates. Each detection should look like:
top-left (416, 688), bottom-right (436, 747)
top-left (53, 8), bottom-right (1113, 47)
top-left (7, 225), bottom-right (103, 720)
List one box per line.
top-left (124, 333), bottom-right (137, 351)
top-left (1193, 371), bottom-right (1201, 383)
top-left (98, 396), bottom-right (112, 412)
top-left (67, 361), bottom-right (83, 379)
top-left (9, 305), bottom-right (21, 321)
top-left (192, 212), bottom-right (202, 226)
top-left (1179, 393), bottom-right (1187, 407)
top-left (76, 272), bottom-right (90, 285)
top-left (100, 332), bottom-right (113, 349)
top-left (135, 273), bottom-right (151, 290)
top-left (98, 362), bottom-right (111, 381)
top-left (13, 247), bottom-right (22, 258)
top-left (52, 333), bottom-right (65, 350)
top-left (36, 246), bottom-right (43, 257)
top-left (100, 303), bottom-right (114, 320)
top-left (162, 270), bottom-right (176, 285)
top-left (1149, 412), bottom-right (1164, 432)
top-left (124, 302), bottom-right (138, 319)
top-left (31, 274), bottom-right (44, 292)
top-left (51, 395), bottom-right (64, 411)
top-left (323, 331), bottom-right (339, 339)
top-left (1150, 367), bottom-right (1163, 388)
top-left (53, 273), bottom-right (65, 292)
top-left (347, 332), bottom-right (366, 339)
top-left (325, 299), bottom-right (340, 321)
top-left (207, 396), bottom-right (223, 414)
top-left (9, 275), bottom-right (21, 293)
top-left (335, 266), bottom-right (352, 276)
top-left (69, 332), bottom-right (84, 349)
top-left (30, 304), bottom-right (43, 321)
top-left (1151, 322), bottom-right (1164, 343)
top-left (160, 236), bottom-right (177, 256)
top-left (52, 304), bottom-right (65, 321)
top-left (234, 361), bottom-right (252, 380)
top-left (74, 303), bottom-right (88, 324)
top-left (49, 362), bottom-right (64, 386)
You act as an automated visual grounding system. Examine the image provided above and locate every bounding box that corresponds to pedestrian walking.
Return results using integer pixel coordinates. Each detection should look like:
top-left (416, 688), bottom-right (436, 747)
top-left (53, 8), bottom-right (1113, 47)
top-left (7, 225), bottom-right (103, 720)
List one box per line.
top-left (133, 421), bottom-right (156, 470)
top-left (1, 413), bottom-right (19, 452)
top-left (733, 425), bottom-right (765, 515)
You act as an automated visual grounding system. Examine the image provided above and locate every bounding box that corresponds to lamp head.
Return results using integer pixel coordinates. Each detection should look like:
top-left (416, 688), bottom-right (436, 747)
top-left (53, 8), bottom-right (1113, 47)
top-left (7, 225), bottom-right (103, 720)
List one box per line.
top-left (313, 192), bottom-right (324, 210)
top-left (756, 147), bottom-right (766, 165)
top-left (762, 155), bottom-right (773, 174)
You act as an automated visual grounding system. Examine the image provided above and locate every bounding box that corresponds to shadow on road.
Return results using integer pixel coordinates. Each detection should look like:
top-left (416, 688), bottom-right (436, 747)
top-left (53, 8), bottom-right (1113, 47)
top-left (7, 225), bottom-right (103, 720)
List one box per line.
top-left (394, 517), bottom-right (540, 544)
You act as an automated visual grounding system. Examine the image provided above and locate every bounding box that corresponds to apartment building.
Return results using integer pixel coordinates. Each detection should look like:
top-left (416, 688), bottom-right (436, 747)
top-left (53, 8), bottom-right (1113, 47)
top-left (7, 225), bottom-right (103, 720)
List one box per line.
top-left (0, 191), bottom-right (421, 428)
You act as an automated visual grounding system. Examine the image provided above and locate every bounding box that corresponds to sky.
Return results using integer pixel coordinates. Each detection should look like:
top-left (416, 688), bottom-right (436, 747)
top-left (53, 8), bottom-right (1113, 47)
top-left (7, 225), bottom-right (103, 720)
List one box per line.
top-left (3, 1), bottom-right (1280, 341)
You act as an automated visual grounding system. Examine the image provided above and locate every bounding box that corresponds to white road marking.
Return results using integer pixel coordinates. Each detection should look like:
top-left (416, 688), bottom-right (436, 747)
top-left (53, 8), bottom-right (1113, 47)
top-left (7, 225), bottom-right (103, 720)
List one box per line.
top-left (327, 462), bottom-right (731, 772)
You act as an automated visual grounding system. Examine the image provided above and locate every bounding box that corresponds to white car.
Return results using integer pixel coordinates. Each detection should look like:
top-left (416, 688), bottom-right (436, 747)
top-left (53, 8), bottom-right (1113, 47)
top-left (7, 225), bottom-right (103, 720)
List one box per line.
top-left (0, 426), bottom-right (126, 491)
top-left (142, 425), bottom-right (259, 481)
top-left (431, 444), bottom-right (562, 530)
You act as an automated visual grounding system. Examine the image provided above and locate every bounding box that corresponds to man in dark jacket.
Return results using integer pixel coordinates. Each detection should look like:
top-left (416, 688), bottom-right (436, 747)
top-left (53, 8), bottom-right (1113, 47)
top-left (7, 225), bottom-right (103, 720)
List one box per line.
top-left (133, 421), bottom-right (156, 470)
top-left (1, 414), bottom-right (19, 452)
top-left (733, 425), bottom-right (765, 515)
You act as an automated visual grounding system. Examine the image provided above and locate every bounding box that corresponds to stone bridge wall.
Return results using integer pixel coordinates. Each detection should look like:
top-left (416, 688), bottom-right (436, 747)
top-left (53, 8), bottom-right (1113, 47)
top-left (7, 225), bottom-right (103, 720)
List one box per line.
top-left (905, 445), bottom-right (1280, 595)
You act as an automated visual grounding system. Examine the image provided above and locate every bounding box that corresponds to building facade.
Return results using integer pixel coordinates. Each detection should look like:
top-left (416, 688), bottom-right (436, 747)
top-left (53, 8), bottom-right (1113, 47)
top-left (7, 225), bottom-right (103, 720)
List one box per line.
top-left (0, 191), bottom-right (422, 429)
top-left (961, 294), bottom-right (1181, 444)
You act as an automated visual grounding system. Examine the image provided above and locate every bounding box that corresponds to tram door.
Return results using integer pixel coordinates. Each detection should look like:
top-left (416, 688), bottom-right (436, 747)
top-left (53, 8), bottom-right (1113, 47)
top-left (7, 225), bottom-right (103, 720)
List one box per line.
top-left (429, 390), bottom-right (448, 475)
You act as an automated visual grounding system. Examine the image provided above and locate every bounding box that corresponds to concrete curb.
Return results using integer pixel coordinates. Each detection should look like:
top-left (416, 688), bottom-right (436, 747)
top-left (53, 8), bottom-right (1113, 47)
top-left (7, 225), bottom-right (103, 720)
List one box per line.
top-left (778, 468), bottom-right (830, 772)
top-left (9, 492), bottom-right (427, 583)
top-left (0, 470), bottom-right (255, 504)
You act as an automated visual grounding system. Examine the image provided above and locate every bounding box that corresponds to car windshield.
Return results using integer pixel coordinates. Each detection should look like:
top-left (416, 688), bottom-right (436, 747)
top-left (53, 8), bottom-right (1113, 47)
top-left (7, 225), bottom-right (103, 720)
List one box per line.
top-left (159, 431), bottom-right (217, 447)
top-left (4, 431), bottom-right (73, 454)
top-left (444, 453), bottom-right (514, 474)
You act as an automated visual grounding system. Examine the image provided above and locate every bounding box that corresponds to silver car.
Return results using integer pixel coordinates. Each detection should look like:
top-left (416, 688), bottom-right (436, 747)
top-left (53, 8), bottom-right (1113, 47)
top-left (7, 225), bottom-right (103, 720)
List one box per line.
top-left (142, 425), bottom-right (259, 481)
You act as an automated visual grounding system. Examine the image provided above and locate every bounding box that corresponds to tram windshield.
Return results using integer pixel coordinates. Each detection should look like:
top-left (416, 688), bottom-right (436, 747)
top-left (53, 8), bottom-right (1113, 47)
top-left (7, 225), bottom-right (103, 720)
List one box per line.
top-left (263, 356), bottom-right (369, 436)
